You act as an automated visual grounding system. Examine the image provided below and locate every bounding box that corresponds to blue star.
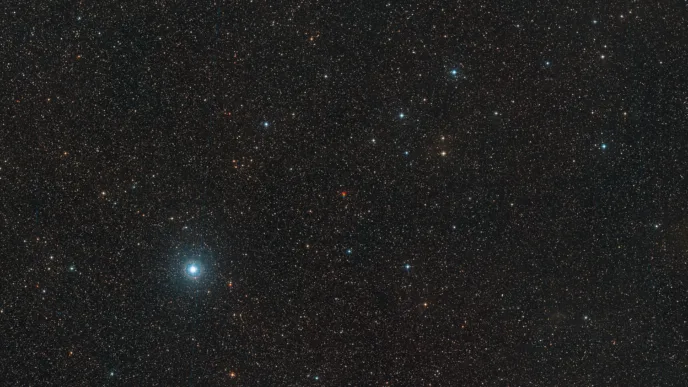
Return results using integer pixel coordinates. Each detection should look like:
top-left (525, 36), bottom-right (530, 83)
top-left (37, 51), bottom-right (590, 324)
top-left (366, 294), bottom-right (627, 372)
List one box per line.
top-left (544, 60), bottom-right (551, 67)
top-left (405, 264), bottom-right (411, 271)
top-left (600, 143), bottom-right (607, 149)
top-left (404, 150), bottom-right (410, 156)
top-left (262, 121), bottom-right (269, 128)
top-left (186, 263), bottom-right (200, 277)
top-left (450, 69), bottom-right (458, 76)
top-left (345, 248), bottom-right (352, 255)
top-left (399, 112), bottom-right (405, 119)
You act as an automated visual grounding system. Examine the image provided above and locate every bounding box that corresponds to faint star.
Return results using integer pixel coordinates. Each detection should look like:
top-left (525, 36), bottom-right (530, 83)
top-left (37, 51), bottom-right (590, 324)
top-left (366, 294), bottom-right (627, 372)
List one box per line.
top-left (404, 150), bottom-right (410, 156)
top-left (345, 248), bottom-right (352, 255)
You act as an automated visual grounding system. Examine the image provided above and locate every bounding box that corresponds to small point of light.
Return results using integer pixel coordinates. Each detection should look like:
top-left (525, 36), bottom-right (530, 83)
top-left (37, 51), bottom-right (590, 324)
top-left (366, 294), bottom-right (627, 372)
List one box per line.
top-left (440, 151), bottom-right (447, 157)
top-left (601, 143), bottom-right (607, 149)
top-left (314, 376), bottom-right (319, 381)
top-left (494, 111), bottom-right (499, 116)
top-left (345, 248), bottom-right (352, 255)
top-left (654, 224), bottom-right (660, 229)
top-left (592, 20), bottom-right (598, 24)
top-left (545, 61), bottom-right (551, 66)
top-left (600, 55), bottom-right (606, 59)
top-left (263, 121), bottom-right (269, 127)
top-left (399, 113), bottom-right (405, 119)
top-left (341, 191), bottom-right (347, 198)
top-left (404, 150), bottom-right (410, 156)
top-left (405, 264), bottom-right (411, 270)
top-left (450, 69), bottom-right (458, 76)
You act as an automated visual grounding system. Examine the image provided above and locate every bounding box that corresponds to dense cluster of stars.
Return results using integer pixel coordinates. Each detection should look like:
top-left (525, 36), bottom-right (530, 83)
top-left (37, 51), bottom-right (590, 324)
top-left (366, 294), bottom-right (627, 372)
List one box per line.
top-left (2, 1), bottom-right (687, 386)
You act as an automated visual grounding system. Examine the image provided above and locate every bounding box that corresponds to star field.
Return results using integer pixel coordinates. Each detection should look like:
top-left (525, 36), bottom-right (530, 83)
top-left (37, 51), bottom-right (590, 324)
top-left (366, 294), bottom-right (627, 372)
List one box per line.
top-left (2, 1), bottom-right (688, 386)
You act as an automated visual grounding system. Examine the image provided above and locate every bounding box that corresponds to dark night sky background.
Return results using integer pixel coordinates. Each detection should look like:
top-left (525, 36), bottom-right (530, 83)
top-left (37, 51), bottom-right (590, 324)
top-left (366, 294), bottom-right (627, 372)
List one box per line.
top-left (2, 1), bottom-right (688, 386)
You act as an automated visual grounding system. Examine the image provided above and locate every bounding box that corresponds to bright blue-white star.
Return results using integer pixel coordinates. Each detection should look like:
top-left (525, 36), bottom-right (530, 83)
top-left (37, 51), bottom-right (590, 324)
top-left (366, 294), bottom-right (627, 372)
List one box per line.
top-left (186, 263), bottom-right (200, 277)
top-left (399, 112), bottom-right (405, 119)
top-left (405, 264), bottom-right (411, 271)
top-left (404, 150), bottom-right (410, 156)
top-left (450, 69), bottom-right (458, 76)
top-left (345, 248), bottom-right (352, 255)
top-left (262, 121), bottom-right (270, 128)
top-left (600, 143), bottom-right (607, 149)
